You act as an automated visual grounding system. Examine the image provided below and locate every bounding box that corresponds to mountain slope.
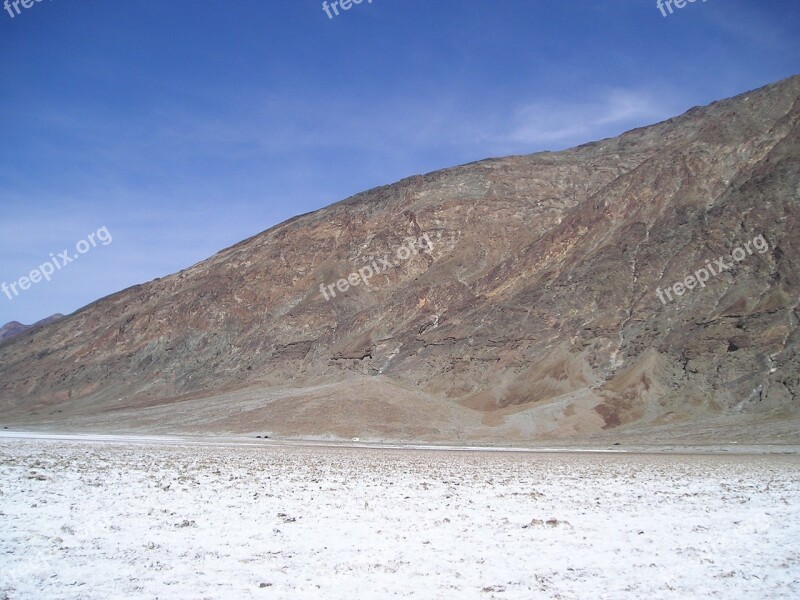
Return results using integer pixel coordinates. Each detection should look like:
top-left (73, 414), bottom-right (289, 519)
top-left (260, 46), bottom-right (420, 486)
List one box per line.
top-left (1, 77), bottom-right (798, 443)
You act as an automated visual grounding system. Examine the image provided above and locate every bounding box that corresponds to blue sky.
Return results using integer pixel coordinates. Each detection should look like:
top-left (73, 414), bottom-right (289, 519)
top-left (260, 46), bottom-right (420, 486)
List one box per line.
top-left (1, 0), bottom-right (798, 325)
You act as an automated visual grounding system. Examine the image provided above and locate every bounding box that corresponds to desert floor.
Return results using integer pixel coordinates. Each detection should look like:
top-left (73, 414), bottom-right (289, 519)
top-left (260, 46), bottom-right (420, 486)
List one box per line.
top-left (1, 434), bottom-right (798, 599)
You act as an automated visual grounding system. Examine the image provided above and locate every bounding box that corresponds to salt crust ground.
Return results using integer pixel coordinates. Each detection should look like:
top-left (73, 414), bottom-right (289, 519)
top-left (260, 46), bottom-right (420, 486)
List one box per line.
top-left (1, 437), bottom-right (798, 599)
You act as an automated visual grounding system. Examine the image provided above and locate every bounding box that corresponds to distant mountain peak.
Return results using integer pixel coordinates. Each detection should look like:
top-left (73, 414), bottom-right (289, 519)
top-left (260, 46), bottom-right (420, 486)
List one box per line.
top-left (0, 314), bottom-right (64, 344)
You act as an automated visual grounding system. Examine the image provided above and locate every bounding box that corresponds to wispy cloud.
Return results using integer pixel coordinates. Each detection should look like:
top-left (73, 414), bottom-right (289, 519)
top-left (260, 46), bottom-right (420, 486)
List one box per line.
top-left (502, 88), bottom-right (679, 150)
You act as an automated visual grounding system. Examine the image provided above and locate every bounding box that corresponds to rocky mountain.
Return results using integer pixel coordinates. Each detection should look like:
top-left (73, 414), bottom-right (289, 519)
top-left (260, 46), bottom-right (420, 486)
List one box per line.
top-left (1, 77), bottom-right (798, 443)
top-left (0, 314), bottom-right (63, 345)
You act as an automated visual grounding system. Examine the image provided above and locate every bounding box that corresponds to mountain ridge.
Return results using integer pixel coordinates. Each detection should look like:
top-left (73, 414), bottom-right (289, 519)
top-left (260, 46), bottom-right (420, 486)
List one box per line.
top-left (0, 314), bottom-right (64, 345)
top-left (1, 76), bottom-right (798, 443)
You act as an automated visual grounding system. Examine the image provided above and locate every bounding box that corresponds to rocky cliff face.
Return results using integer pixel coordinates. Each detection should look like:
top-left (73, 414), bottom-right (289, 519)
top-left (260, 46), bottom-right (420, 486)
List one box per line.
top-left (1, 77), bottom-right (798, 443)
